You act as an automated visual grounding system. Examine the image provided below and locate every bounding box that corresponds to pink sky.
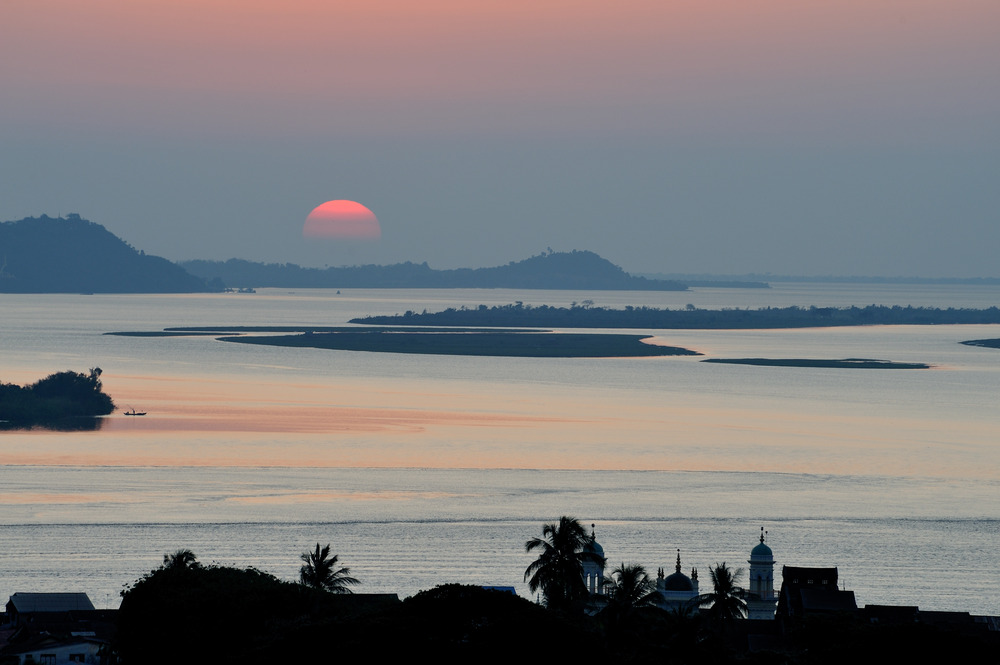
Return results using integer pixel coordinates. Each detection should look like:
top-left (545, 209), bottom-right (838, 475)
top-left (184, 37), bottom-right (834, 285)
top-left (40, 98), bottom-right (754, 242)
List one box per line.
top-left (6, 1), bottom-right (998, 140)
top-left (2, 1), bottom-right (999, 276)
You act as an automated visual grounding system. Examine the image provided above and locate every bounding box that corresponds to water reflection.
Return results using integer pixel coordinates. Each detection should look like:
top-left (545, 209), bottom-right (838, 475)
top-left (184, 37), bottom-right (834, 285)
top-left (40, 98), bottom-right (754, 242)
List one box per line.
top-left (0, 417), bottom-right (106, 432)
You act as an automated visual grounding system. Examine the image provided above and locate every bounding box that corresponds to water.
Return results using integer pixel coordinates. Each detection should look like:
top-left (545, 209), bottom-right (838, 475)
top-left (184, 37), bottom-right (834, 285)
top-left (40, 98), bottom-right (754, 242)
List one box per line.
top-left (1, 284), bottom-right (998, 614)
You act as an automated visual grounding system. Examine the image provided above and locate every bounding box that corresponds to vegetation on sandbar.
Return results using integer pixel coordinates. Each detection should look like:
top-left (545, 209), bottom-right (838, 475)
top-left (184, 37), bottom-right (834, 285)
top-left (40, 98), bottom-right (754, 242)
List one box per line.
top-left (960, 338), bottom-right (1000, 349)
top-left (351, 302), bottom-right (1000, 329)
top-left (0, 368), bottom-right (115, 425)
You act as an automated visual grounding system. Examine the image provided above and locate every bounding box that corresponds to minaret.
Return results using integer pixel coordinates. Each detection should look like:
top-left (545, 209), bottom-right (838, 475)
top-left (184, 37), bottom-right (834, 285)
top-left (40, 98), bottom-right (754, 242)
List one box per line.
top-left (746, 527), bottom-right (777, 620)
top-left (581, 523), bottom-right (606, 595)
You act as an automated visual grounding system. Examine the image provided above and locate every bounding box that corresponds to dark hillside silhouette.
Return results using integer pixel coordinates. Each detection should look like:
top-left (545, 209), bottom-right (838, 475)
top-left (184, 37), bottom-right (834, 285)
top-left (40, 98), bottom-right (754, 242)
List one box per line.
top-left (0, 214), bottom-right (213, 293)
top-left (182, 250), bottom-right (688, 290)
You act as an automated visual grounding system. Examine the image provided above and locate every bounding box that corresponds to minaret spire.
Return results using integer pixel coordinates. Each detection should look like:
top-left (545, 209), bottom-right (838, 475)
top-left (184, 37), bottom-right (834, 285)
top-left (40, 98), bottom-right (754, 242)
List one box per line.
top-left (747, 527), bottom-right (777, 620)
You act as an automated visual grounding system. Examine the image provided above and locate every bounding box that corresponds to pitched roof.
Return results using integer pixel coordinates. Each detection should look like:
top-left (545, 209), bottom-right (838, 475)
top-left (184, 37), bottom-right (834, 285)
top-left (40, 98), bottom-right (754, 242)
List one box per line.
top-left (799, 588), bottom-right (857, 613)
top-left (7, 593), bottom-right (95, 613)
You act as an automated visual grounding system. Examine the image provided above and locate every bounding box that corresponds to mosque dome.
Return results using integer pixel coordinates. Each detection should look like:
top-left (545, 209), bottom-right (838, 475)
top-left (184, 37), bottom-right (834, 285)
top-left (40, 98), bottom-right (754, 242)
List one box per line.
top-left (662, 549), bottom-right (694, 591)
top-left (663, 569), bottom-right (695, 591)
top-left (750, 528), bottom-right (773, 559)
top-left (584, 524), bottom-right (605, 558)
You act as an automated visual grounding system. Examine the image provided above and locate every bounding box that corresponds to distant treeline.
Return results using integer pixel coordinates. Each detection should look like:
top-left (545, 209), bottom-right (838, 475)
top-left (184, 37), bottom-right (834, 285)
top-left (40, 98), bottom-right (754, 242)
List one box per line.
top-left (352, 303), bottom-right (1000, 329)
top-left (642, 272), bottom-right (1000, 285)
top-left (182, 250), bottom-right (689, 291)
top-left (0, 368), bottom-right (115, 424)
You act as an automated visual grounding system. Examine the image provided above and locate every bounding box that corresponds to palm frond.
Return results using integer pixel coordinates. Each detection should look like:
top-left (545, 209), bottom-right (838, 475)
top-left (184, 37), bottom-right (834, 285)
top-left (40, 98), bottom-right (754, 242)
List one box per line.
top-left (299, 542), bottom-right (359, 593)
top-left (523, 516), bottom-right (601, 612)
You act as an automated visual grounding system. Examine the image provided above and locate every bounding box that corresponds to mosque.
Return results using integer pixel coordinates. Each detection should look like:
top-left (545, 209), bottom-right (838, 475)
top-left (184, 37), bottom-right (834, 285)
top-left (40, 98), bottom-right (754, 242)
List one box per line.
top-left (656, 549), bottom-right (699, 612)
top-left (585, 525), bottom-right (777, 619)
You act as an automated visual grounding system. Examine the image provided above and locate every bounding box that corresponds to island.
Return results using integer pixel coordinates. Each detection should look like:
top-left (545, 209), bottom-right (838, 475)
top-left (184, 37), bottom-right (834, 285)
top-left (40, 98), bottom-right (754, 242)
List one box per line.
top-left (107, 325), bottom-right (698, 357)
top-left (352, 303), bottom-right (1000, 329)
top-left (215, 330), bottom-right (698, 358)
top-left (960, 338), bottom-right (1000, 349)
top-left (0, 368), bottom-right (115, 428)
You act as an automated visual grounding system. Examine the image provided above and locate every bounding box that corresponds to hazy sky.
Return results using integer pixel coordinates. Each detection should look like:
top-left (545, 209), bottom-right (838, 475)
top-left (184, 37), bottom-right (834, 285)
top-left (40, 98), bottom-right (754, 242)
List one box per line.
top-left (2, 1), bottom-right (998, 276)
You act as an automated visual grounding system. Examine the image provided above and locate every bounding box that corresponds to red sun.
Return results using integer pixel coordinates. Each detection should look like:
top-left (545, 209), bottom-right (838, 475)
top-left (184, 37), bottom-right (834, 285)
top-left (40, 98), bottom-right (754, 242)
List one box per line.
top-left (303, 200), bottom-right (381, 240)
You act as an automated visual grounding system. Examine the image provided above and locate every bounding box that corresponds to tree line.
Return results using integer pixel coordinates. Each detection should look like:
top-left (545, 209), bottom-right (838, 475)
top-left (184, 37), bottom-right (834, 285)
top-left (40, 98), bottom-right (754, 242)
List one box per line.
top-left (353, 303), bottom-right (1000, 329)
top-left (182, 250), bottom-right (689, 291)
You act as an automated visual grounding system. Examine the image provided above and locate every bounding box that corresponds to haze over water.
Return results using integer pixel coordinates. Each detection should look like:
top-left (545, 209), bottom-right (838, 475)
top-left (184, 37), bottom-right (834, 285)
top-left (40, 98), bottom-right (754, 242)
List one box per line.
top-left (2, 284), bottom-right (999, 615)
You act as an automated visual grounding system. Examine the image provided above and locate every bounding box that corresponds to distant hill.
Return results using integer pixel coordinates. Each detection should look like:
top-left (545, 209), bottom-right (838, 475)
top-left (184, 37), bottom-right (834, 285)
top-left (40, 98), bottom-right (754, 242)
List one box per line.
top-left (181, 250), bottom-right (688, 291)
top-left (0, 215), bottom-right (213, 293)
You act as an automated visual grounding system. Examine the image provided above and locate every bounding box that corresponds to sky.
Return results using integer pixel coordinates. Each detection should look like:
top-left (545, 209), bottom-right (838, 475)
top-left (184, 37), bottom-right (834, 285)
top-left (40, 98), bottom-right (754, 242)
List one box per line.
top-left (2, 0), bottom-right (998, 277)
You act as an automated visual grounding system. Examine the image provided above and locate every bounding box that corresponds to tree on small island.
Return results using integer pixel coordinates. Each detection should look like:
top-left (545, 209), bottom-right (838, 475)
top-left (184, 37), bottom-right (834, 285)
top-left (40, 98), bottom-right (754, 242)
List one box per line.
top-left (0, 368), bottom-right (114, 424)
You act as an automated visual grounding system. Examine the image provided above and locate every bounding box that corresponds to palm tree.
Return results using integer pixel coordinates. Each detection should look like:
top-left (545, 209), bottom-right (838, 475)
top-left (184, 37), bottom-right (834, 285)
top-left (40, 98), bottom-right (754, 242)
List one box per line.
top-left (299, 543), bottom-right (359, 593)
top-left (663, 603), bottom-right (703, 655)
top-left (604, 562), bottom-right (660, 613)
top-left (162, 549), bottom-right (200, 570)
top-left (695, 562), bottom-right (747, 624)
top-left (602, 562), bottom-right (660, 633)
top-left (524, 516), bottom-right (604, 612)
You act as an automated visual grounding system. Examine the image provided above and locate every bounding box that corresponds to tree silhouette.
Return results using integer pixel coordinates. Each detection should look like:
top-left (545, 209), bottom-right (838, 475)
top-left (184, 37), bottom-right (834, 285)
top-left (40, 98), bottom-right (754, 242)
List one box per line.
top-left (695, 562), bottom-right (747, 625)
top-left (299, 543), bottom-right (359, 593)
top-left (604, 562), bottom-right (659, 613)
top-left (601, 562), bottom-right (660, 634)
top-left (524, 516), bottom-right (604, 612)
top-left (162, 549), bottom-right (200, 571)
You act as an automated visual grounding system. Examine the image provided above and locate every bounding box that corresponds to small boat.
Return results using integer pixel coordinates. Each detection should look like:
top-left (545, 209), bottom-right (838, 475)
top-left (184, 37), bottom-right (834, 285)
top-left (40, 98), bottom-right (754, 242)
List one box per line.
top-left (123, 407), bottom-right (147, 416)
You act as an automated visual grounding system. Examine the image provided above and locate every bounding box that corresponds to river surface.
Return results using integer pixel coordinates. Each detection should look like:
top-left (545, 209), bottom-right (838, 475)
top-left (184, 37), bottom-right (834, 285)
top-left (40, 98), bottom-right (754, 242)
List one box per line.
top-left (1, 284), bottom-right (998, 614)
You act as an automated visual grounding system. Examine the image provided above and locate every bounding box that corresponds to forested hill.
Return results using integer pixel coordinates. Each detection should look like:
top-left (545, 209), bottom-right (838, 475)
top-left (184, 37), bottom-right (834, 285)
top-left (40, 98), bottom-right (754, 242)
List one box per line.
top-left (182, 250), bottom-right (688, 291)
top-left (0, 215), bottom-right (213, 293)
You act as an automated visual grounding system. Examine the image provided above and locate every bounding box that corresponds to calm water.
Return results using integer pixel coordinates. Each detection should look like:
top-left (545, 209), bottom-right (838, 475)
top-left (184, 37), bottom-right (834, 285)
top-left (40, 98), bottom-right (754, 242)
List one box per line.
top-left (1, 284), bottom-right (999, 614)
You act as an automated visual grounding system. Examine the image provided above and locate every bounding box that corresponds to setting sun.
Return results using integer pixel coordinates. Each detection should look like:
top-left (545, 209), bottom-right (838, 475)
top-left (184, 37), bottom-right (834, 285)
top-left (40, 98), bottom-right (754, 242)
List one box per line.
top-left (303, 200), bottom-right (381, 240)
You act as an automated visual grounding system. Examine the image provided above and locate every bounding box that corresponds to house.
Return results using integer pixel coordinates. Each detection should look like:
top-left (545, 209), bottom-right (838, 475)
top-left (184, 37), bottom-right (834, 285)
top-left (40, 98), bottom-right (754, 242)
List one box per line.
top-left (1, 594), bottom-right (114, 665)
top-left (776, 566), bottom-right (857, 618)
top-left (5, 594), bottom-right (96, 628)
top-left (1, 632), bottom-right (106, 665)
